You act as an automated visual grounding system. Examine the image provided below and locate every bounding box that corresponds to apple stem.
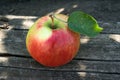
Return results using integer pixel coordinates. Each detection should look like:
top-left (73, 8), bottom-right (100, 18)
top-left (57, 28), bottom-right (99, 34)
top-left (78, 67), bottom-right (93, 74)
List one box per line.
top-left (50, 15), bottom-right (54, 29)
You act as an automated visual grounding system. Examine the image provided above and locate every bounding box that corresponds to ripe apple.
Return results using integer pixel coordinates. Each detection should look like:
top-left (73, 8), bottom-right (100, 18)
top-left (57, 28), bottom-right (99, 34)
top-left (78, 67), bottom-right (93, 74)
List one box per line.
top-left (26, 14), bottom-right (80, 67)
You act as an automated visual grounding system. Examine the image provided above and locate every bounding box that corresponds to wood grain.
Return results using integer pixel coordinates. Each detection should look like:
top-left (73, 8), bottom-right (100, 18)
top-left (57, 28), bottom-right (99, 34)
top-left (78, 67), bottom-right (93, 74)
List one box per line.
top-left (9, 20), bottom-right (120, 34)
top-left (0, 57), bottom-right (120, 80)
top-left (0, 30), bottom-right (120, 60)
top-left (0, 57), bottom-right (120, 73)
top-left (0, 67), bottom-right (120, 80)
top-left (0, 0), bottom-right (120, 80)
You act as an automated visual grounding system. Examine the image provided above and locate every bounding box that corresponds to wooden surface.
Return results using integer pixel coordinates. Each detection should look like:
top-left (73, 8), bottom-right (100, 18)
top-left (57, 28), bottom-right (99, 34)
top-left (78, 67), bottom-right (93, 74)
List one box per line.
top-left (0, 0), bottom-right (120, 80)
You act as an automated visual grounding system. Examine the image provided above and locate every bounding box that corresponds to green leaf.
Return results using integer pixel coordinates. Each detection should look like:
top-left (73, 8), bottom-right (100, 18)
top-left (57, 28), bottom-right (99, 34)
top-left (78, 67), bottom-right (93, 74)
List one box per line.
top-left (68, 11), bottom-right (103, 37)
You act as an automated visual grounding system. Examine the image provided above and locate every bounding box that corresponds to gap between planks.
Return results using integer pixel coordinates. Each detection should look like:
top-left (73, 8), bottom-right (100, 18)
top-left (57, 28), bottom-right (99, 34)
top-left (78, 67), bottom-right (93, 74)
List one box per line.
top-left (1, 54), bottom-right (120, 62)
top-left (0, 66), bottom-right (120, 75)
top-left (0, 56), bottom-right (120, 74)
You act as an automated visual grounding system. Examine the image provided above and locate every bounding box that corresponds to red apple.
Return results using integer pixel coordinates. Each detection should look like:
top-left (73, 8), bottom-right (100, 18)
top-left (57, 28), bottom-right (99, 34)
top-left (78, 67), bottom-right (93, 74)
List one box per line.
top-left (26, 14), bottom-right (80, 67)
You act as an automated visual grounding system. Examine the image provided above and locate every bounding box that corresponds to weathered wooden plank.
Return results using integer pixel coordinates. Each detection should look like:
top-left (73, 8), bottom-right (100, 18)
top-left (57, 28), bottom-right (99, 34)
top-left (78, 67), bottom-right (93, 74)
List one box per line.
top-left (0, 57), bottom-right (120, 73)
top-left (0, 67), bottom-right (120, 80)
top-left (0, 67), bottom-right (53, 80)
top-left (77, 34), bottom-right (120, 60)
top-left (0, 0), bottom-right (120, 34)
top-left (101, 22), bottom-right (120, 34)
top-left (0, 30), bottom-right (120, 60)
top-left (59, 72), bottom-right (120, 80)
top-left (0, 0), bottom-right (120, 21)
top-left (0, 30), bottom-right (27, 55)
top-left (9, 19), bottom-right (120, 34)
top-left (1, 15), bottom-right (120, 34)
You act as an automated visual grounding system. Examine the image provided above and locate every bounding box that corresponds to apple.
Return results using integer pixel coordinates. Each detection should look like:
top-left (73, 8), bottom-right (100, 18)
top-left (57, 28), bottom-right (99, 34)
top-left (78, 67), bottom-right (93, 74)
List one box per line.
top-left (26, 14), bottom-right (80, 67)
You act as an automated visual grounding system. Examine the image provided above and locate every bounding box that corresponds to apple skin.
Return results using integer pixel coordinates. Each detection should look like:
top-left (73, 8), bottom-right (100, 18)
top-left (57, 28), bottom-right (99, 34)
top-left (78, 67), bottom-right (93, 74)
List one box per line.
top-left (26, 14), bottom-right (80, 67)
